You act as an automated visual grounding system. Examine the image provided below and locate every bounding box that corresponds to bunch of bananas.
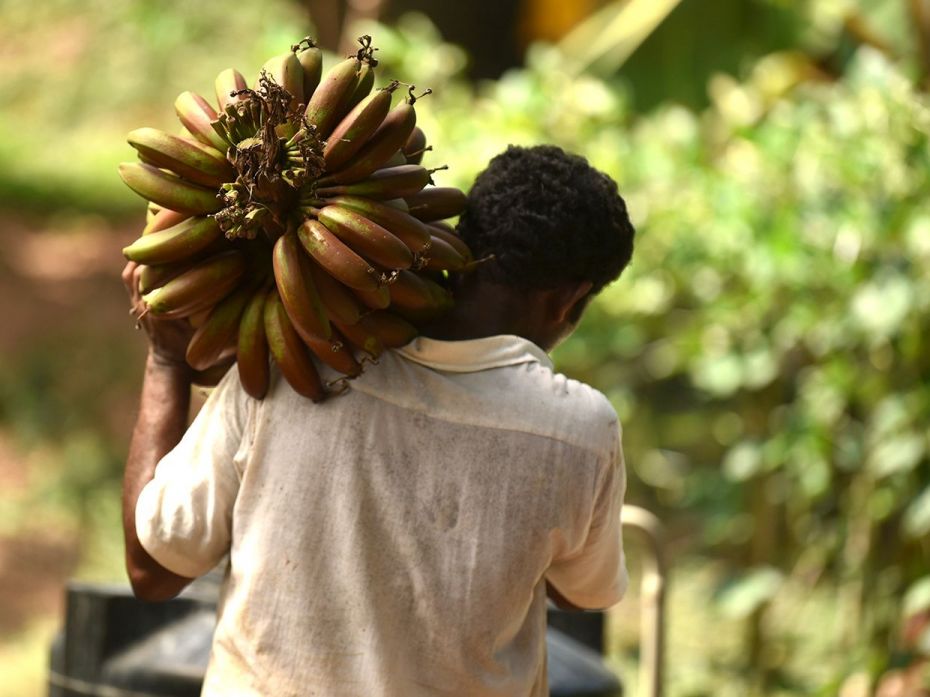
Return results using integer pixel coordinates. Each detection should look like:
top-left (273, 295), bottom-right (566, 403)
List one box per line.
top-left (119, 36), bottom-right (472, 401)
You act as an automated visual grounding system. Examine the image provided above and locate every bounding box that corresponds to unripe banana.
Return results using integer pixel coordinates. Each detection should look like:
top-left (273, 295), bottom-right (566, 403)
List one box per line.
top-left (237, 286), bottom-right (271, 400)
top-left (192, 357), bottom-right (234, 387)
top-left (272, 230), bottom-right (331, 342)
top-left (333, 318), bottom-right (383, 358)
top-left (264, 289), bottom-right (325, 402)
top-left (342, 60), bottom-right (375, 115)
top-left (295, 41), bottom-right (323, 99)
top-left (323, 81), bottom-right (398, 172)
top-left (142, 207), bottom-right (189, 236)
top-left (119, 162), bottom-right (222, 216)
top-left (174, 91), bottom-right (229, 152)
top-left (387, 270), bottom-right (453, 314)
top-left (306, 260), bottom-right (363, 325)
top-left (186, 282), bottom-right (253, 370)
top-left (142, 251), bottom-right (247, 318)
top-left (215, 68), bottom-right (249, 111)
top-left (122, 216), bottom-right (223, 265)
top-left (352, 284), bottom-right (390, 310)
top-left (405, 186), bottom-right (468, 222)
top-left (325, 97), bottom-right (418, 185)
top-left (304, 57), bottom-right (362, 139)
top-left (383, 198), bottom-right (409, 211)
top-left (302, 327), bottom-right (361, 378)
top-left (360, 311), bottom-right (418, 347)
top-left (128, 128), bottom-right (234, 188)
top-left (260, 51), bottom-right (304, 108)
top-left (323, 195), bottom-right (431, 254)
top-left (403, 126), bottom-right (427, 164)
top-left (420, 235), bottom-right (467, 272)
top-left (316, 205), bottom-right (413, 270)
top-left (382, 150), bottom-right (407, 168)
top-left (316, 164), bottom-right (430, 200)
top-left (296, 219), bottom-right (381, 292)
top-left (139, 261), bottom-right (196, 295)
top-left (427, 221), bottom-right (473, 261)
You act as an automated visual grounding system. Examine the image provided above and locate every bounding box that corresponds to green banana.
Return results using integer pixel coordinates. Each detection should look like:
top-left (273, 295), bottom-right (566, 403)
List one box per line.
top-left (138, 261), bottom-right (194, 295)
top-left (315, 164), bottom-right (430, 200)
top-left (359, 310), bottom-right (418, 347)
top-left (325, 95), bottom-right (418, 185)
top-left (322, 195), bottom-right (431, 254)
top-left (118, 162), bottom-right (222, 216)
top-left (127, 127), bottom-right (237, 187)
top-left (123, 216), bottom-right (223, 265)
top-left (174, 91), bottom-right (229, 152)
top-left (272, 230), bottom-right (331, 342)
top-left (296, 219), bottom-right (381, 292)
top-left (237, 286), bottom-right (271, 400)
top-left (304, 56), bottom-right (362, 139)
top-left (387, 270), bottom-right (454, 314)
top-left (306, 260), bottom-right (363, 325)
top-left (186, 282), bottom-right (253, 370)
top-left (264, 289), bottom-right (325, 402)
top-left (427, 221), bottom-right (473, 261)
top-left (342, 60), bottom-right (375, 115)
top-left (142, 207), bottom-right (189, 235)
top-left (383, 198), bottom-right (409, 211)
top-left (352, 284), bottom-right (390, 310)
top-left (382, 150), bottom-right (407, 168)
top-left (403, 126), bottom-right (427, 164)
top-left (316, 205), bottom-right (413, 270)
top-left (333, 318), bottom-right (383, 358)
top-left (142, 251), bottom-right (247, 317)
top-left (215, 68), bottom-right (249, 111)
top-left (420, 234), bottom-right (467, 272)
top-left (260, 51), bottom-right (304, 107)
top-left (404, 186), bottom-right (468, 222)
top-left (302, 327), bottom-right (361, 378)
top-left (192, 357), bottom-right (235, 387)
top-left (294, 40), bottom-right (323, 99)
top-left (126, 122), bottom-right (236, 189)
top-left (323, 81), bottom-right (399, 172)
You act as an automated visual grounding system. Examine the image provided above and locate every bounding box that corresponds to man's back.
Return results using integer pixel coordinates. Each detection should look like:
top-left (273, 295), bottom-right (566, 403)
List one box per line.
top-left (136, 335), bottom-right (627, 696)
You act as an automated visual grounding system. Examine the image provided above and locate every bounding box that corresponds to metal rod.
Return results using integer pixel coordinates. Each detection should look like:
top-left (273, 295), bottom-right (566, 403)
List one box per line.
top-left (621, 505), bottom-right (668, 697)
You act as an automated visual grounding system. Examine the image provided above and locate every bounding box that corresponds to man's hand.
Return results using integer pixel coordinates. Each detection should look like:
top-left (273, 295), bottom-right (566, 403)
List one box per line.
top-left (122, 261), bottom-right (195, 369)
top-left (121, 261), bottom-right (196, 601)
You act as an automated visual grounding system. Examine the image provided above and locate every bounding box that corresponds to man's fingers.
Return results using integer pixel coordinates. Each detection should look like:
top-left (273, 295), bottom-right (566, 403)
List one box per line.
top-left (122, 261), bottom-right (138, 292)
top-left (130, 265), bottom-right (145, 303)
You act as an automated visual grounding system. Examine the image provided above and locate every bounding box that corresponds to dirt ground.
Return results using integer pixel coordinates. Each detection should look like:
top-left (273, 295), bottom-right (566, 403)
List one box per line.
top-left (0, 211), bottom-right (142, 635)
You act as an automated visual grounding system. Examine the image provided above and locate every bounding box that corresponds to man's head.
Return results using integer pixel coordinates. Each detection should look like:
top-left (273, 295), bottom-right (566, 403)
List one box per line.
top-left (453, 145), bottom-right (635, 349)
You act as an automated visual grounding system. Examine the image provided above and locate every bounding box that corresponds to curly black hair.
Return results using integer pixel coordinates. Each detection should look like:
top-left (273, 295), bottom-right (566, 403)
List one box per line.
top-left (456, 145), bottom-right (634, 295)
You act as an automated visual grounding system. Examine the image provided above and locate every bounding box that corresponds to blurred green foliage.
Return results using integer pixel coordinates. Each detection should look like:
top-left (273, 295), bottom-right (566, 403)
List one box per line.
top-left (2, 0), bottom-right (929, 694)
top-left (0, 0), bottom-right (311, 213)
top-left (359, 12), bottom-right (930, 690)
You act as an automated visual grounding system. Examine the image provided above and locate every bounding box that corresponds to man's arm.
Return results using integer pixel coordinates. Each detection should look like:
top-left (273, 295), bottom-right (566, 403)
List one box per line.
top-left (121, 262), bottom-right (196, 601)
top-left (546, 580), bottom-right (584, 611)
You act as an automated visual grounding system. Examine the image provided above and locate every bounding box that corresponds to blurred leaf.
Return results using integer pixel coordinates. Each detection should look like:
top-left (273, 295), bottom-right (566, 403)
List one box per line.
top-left (868, 433), bottom-right (925, 478)
top-left (903, 576), bottom-right (930, 616)
top-left (903, 484), bottom-right (930, 538)
top-left (715, 566), bottom-right (784, 619)
top-left (557, 0), bottom-right (684, 75)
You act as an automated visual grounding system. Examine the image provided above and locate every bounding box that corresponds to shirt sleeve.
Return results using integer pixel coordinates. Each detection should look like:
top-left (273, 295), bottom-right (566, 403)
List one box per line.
top-left (545, 421), bottom-right (628, 609)
top-left (135, 367), bottom-right (254, 578)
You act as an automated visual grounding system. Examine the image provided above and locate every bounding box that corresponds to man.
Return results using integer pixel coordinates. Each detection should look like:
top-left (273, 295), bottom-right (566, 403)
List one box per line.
top-left (122, 144), bottom-right (636, 696)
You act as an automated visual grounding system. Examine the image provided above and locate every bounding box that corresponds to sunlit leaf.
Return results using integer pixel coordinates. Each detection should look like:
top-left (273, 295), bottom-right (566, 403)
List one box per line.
top-left (904, 485), bottom-right (930, 538)
top-left (715, 567), bottom-right (784, 619)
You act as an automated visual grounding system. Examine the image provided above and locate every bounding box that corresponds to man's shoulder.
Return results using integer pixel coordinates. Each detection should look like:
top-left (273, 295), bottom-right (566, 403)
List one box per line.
top-left (513, 359), bottom-right (620, 448)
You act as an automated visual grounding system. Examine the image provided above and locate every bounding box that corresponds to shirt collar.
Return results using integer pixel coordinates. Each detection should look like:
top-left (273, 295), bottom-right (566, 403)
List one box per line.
top-left (395, 335), bottom-right (553, 373)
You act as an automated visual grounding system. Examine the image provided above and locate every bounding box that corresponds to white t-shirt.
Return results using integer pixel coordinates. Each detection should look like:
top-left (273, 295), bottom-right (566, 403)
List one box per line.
top-left (136, 334), bottom-right (628, 697)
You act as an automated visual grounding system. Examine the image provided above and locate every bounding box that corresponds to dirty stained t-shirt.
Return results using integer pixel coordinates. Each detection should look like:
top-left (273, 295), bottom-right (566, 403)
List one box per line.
top-left (136, 335), bottom-right (628, 697)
